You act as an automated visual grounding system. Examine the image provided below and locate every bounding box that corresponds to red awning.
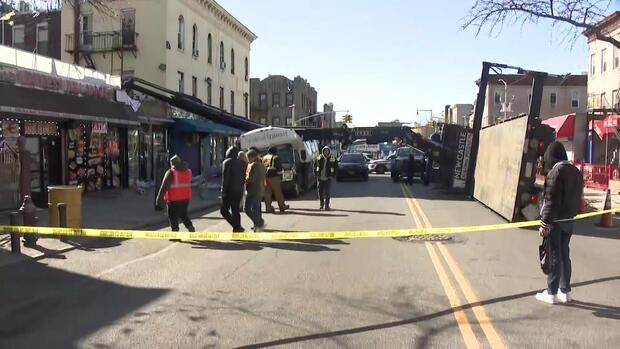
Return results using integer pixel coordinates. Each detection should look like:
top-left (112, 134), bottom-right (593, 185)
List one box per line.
top-left (590, 119), bottom-right (617, 139)
top-left (543, 114), bottom-right (575, 139)
top-left (603, 114), bottom-right (620, 128)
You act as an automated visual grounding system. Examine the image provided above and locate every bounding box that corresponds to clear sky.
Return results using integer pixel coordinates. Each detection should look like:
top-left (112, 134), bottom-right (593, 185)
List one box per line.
top-left (218, 0), bottom-right (613, 126)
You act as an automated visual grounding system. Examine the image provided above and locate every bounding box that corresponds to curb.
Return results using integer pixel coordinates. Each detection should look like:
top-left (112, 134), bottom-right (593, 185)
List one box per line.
top-left (0, 201), bottom-right (219, 268)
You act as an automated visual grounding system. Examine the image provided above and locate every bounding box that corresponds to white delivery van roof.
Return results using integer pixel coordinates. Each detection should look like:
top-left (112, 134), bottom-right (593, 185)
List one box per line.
top-left (240, 127), bottom-right (304, 150)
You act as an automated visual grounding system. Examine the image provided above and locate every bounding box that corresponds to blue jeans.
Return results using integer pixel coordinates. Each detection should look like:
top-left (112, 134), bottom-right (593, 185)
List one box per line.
top-left (547, 222), bottom-right (573, 294)
top-left (245, 197), bottom-right (264, 228)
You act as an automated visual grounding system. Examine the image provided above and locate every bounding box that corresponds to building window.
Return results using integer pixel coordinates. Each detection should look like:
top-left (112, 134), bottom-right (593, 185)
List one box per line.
top-left (207, 33), bottom-right (212, 63)
top-left (550, 92), bottom-right (557, 106)
top-left (219, 87), bottom-right (225, 110)
top-left (590, 53), bottom-right (596, 76)
top-left (244, 57), bottom-right (249, 81)
top-left (613, 90), bottom-right (619, 109)
top-left (286, 93), bottom-right (293, 106)
top-left (571, 91), bottom-right (579, 108)
top-left (259, 93), bottom-right (267, 109)
top-left (230, 48), bottom-right (235, 74)
top-left (192, 76), bottom-right (197, 97)
top-left (177, 71), bottom-right (184, 93)
top-left (230, 91), bottom-right (235, 114)
top-left (259, 117), bottom-right (267, 125)
top-left (244, 93), bottom-right (249, 117)
top-left (602, 48), bottom-right (608, 73)
top-left (601, 92), bottom-right (606, 108)
top-left (206, 78), bottom-right (212, 105)
top-left (286, 117), bottom-right (292, 126)
top-left (177, 16), bottom-right (185, 50)
top-left (494, 91), bottom-right (501, 104)
top-left (615, 46), bottom-right (619, 69)
top-left (272, 93), bottom-right (280, 107)
top-left (273, 117), bottom-right (280, 126)
top-left (12, 25), bottom-right (25, 50)
top-left (219, 42), bottom-right (225, 70)
top-left (36, 23), bottom-right (49, 56)
top-left (192, 24), bottom-right (198, 56)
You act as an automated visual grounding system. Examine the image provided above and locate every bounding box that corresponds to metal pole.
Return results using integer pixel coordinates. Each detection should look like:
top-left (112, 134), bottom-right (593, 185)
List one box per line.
top-left (466, 62), bottom-right (491, 196)
top-left (19, 195), bottom-right (38, 247)
top-left (9, 212), bottom-right (21, 254)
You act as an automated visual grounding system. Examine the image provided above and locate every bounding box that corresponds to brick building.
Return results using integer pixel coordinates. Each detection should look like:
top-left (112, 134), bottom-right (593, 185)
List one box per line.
top-left (250, 75), bottom-right (318, 127)
top-left (1, 9), bottom-right (61, 59)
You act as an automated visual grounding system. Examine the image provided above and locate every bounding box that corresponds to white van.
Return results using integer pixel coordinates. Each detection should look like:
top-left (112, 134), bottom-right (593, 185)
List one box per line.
top-left (239, 127), bottom-right (318, 196)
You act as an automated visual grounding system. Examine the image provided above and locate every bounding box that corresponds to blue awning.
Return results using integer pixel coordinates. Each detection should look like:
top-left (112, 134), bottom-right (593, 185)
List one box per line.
top-left (173, 118), bottom-right (243, 135)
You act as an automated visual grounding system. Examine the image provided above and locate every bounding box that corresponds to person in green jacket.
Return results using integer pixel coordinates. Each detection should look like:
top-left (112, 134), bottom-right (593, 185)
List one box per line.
top-left (245, 149), bottom-right (266, 231)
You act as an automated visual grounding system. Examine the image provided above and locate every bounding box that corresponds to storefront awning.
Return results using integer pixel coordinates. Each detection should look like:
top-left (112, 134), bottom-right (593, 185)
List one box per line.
top-left (173, 118), bottom-right (243, 135)
top-left (0, 83), bottom-right (139, 125)
top-left (543, 114), bottom-right (575, 139)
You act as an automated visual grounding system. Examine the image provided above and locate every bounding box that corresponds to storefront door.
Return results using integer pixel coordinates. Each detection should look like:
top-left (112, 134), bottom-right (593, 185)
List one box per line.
top-left (26, 136), bottom-right (61, 208)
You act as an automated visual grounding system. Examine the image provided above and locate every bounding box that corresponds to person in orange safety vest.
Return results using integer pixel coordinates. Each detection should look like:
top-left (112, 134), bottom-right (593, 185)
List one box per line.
top-left (156, 155), bottom-right (195, 233)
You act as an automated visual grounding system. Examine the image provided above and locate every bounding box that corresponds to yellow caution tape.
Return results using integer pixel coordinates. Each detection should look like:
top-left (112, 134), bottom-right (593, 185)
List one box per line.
top-left (0, 209), bottom-right (617, 241)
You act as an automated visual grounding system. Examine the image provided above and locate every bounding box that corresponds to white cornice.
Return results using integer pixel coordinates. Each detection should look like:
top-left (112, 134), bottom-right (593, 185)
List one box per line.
top-left (196, 0), bottom-right (257, 43)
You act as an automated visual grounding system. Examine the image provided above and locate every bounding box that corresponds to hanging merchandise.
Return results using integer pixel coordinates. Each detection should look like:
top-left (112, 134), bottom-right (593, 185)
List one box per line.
top-left (67, 124), bottom-right (88, 186)
top-left (88, 126), bottom-right (106, 192)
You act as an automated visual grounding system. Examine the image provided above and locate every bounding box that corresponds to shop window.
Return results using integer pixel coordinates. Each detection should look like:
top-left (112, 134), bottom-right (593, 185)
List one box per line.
top-left (36, 23), bottom-right (49, 56)
top-left (272, 93), bottom-right (280, 108)
top-left (230, 90), bottom-right (235, 114)
top-left (178, 71), bottom-right (184, 93)
top-left (178, 15), bottom-right (185, 50)
top-left (12, 25), bottom-right (25, 50)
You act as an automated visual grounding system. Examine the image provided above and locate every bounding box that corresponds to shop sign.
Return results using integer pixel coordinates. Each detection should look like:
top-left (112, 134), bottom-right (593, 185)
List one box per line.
top-left (24, 121), bottom-right (58, 136)
top-left (0, 64), bottom-right (115, 100)
top-left (92, 121), bottom-right (108, 134)
top-left (452, 129), bottom-right (473, 190)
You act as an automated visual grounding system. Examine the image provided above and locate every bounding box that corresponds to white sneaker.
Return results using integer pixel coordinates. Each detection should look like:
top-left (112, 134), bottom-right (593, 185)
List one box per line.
top-left (535, 290), bottom-right (557, 304)
top-left (557, 290), bottom-right (572, 303)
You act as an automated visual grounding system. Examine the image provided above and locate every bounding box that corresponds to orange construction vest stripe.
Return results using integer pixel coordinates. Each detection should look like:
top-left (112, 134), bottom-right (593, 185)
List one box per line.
top-left (163, 168), bottom-right (192, 202)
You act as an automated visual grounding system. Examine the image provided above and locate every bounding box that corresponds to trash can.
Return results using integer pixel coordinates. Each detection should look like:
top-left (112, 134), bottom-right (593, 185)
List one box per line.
top-left (48, 186), bottom-right (83, 228)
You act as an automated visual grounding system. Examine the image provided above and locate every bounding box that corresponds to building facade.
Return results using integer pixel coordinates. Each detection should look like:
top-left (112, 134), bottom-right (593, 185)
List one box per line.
top-left (249, 75), bottom-right (318, 127)
top-left (1, 9), bottom-right (61, 59)
top-left (476, 74), bottom-right (587, 127)
top-left (59, 0), bottom-right (256, 118)
top-left (445, 104), bottom-right (473, 126)
top-left (585, 11), bottom-right (620, 110)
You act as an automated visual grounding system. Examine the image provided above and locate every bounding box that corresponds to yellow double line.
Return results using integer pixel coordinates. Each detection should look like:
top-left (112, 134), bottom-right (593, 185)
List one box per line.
top-left (401, 184), bottom-right (506, 349)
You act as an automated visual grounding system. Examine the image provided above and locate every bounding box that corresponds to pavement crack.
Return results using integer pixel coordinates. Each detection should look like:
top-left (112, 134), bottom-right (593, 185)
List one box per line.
top-left (223, 255), bottom-right (257, 281)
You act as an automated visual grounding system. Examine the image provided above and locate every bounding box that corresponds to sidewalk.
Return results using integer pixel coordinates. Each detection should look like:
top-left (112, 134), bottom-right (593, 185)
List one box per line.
top-left (0, 185), bottom-right (221, 267)
top-left (583, 187), bottom-right (620, 211)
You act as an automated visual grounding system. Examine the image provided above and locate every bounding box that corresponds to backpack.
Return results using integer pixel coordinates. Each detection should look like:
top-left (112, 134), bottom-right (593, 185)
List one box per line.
top-left (539, 236), bottom-right (556, 275)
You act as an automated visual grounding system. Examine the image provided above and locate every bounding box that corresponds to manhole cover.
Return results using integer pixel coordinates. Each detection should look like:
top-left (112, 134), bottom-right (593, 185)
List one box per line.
top-left (394, 234), bottom-right (453, 242)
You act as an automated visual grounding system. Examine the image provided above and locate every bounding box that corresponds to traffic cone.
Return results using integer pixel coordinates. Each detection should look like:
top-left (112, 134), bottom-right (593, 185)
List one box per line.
top-left (596, 189), bottom-right (617, 228)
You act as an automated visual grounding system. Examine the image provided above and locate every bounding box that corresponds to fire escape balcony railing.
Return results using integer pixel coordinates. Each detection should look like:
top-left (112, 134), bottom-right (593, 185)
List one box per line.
top-left (65, 31), bottom-right (139, 53)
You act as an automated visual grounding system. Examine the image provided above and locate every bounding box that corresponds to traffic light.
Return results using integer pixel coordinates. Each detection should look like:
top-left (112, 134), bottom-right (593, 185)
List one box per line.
top-left (341, 114), bottom-right (352, 124)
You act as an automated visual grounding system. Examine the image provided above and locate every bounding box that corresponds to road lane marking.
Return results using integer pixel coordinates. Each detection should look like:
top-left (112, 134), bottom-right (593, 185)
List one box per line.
top-left (402, 184), bottom-right (506, 349)
top-left (401, 184), bottom-right (480, 349)
top-left (436, 243), bottom-right (507, 349)
top-left (425, 242), bottom-right (481, 349)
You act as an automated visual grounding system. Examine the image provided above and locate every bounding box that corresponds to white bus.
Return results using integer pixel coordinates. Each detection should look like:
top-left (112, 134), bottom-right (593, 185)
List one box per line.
top-left (239, 127), bottom-right (319, 196)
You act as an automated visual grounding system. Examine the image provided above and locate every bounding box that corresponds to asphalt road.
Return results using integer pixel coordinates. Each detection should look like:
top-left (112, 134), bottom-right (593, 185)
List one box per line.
top-left (1, 174), bottom-right (619, 348)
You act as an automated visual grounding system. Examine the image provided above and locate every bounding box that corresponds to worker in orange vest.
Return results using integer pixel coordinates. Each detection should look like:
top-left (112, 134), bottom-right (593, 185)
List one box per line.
top-left (156, 155), bottom-right (195, 233)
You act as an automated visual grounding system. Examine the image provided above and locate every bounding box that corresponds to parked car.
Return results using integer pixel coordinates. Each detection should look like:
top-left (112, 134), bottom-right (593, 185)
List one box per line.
top-left (337, 153), bottom-right (369, 181)
top-left (368, 154), bottom-right (396, 174)
top-left (390, 146), bottom-right (425, 182)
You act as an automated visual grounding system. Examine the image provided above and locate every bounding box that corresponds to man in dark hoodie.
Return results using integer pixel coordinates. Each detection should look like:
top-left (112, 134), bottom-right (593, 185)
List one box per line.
top-left (221, 146), bottom-right (247, 232)
top-left (314, 146), bottom-right (338, 210)
top-left (156, 155), bottom-right (195, 233)
top-left (536, 141), bottom-right (583, 305)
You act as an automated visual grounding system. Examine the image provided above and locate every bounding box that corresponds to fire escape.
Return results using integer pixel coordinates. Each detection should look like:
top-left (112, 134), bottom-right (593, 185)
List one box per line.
top-left (65, 30), bottom-right (138, 73)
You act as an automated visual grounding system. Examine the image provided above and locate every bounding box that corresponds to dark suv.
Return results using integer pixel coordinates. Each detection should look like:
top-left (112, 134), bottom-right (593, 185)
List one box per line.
top-left (337, 153), bottom-right (369, 181)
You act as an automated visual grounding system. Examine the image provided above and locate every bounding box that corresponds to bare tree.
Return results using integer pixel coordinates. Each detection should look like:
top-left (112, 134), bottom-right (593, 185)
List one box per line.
top-left (463, 0), bottom-right (620, 48)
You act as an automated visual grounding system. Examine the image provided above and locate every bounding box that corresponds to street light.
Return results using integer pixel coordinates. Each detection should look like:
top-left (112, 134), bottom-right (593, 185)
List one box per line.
top-left (295, 110), bottom-right (349, 127)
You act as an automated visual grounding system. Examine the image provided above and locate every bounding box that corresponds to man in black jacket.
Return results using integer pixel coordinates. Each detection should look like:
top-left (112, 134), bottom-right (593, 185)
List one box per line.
top-left (314, 146), bottom-right (337, 210)
top-left (221, 146), bottom-right (247, 232)
top-left (536, 141), bottom-right (583, 304)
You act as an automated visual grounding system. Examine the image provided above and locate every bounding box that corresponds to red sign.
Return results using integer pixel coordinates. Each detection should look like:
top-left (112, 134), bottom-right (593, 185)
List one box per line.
top-left (24, 121), bottom-right (57, 136)
top-left (92, 122), bottom-right (108, 134)
top-left (0, 64), bottom-right (115, 100)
